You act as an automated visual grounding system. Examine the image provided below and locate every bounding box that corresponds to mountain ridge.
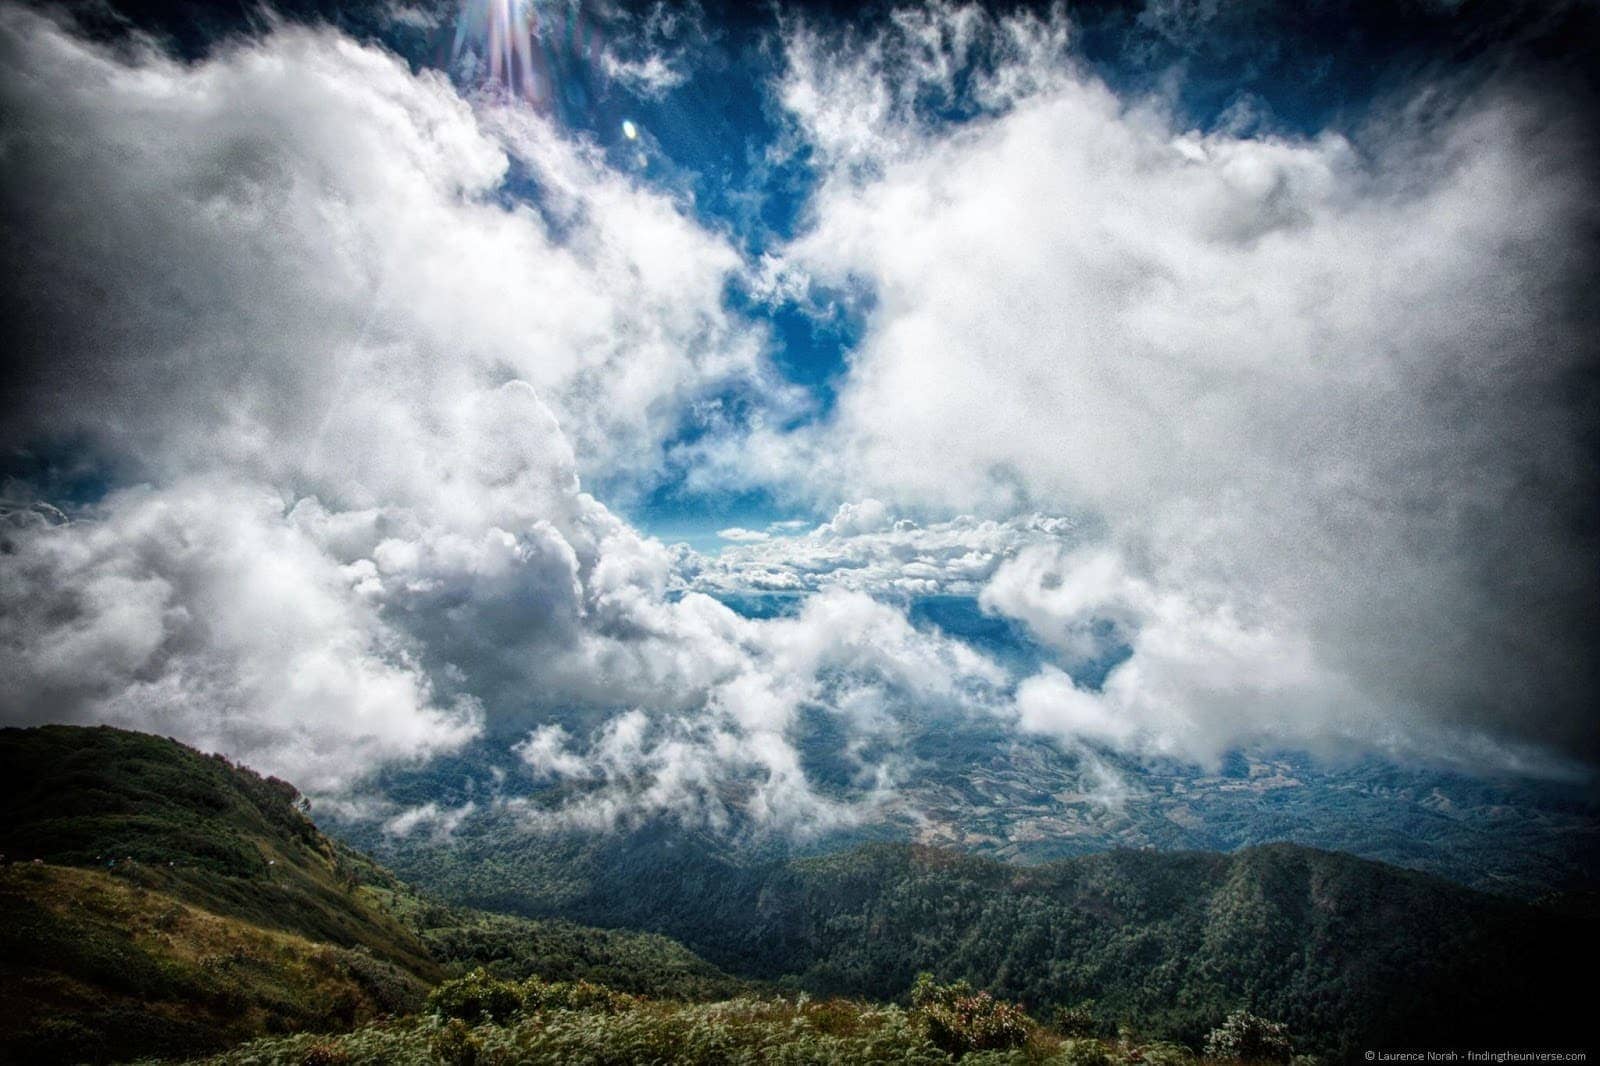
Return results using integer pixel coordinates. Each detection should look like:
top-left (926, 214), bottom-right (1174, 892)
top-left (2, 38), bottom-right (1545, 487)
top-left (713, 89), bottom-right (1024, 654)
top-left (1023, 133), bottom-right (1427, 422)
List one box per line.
top-left (355, 813), bottom-right (1596, 1058)
top-left (3, 724), bottom-right (1594, 1062)
top-left (0, 725), bottom-right (748, 1063)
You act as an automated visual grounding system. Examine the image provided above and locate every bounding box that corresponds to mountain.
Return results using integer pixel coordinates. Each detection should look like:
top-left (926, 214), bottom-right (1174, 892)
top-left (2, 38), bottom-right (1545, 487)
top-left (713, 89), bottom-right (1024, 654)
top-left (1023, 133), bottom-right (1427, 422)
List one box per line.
top-left (356, 816), bottom-right (1598, 1059)
top-left (0, 725), bottom-right (744, 1064)
top-left (4, 725), bottom-right (1594, 1063)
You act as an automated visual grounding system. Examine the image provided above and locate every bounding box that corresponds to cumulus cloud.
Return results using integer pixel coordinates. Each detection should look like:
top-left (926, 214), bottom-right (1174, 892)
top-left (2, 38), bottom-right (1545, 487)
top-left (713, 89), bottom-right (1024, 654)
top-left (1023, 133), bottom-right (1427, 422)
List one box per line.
top-left (989, 543), bottom-right (1385, 763)
top-left (0, 7), bottom-right (759, 491)
top-left (1, 0), bottom-right (1593, 840)
top-left (687, 505), bottom-right (1075, 597)
top-left (0, 485), bottom-right (482, 794)
top-left (0, 8), bottom-right (1012, 821)
top-left (693, 3), bottom-right (1600, 768)
top-left (0, 8), bottom-right (769, 797)
top-left (500, 587), bottom-right (1008, 833)
top-left (716, 526), bottom-right (770, 543)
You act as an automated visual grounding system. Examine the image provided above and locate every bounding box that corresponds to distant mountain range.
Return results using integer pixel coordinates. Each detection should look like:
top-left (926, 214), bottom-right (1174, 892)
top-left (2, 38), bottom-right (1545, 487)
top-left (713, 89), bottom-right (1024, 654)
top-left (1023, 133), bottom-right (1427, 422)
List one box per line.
top-left (345, 704), bottom-right (1600, 901)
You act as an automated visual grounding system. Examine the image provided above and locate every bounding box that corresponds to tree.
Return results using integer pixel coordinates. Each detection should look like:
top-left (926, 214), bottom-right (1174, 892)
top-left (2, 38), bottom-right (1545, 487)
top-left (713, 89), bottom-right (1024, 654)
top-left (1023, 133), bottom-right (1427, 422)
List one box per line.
top-left (1204, 1009), bottom-right (1294, 1063)
top-left (909, 973), bottom-right (1030, 1056)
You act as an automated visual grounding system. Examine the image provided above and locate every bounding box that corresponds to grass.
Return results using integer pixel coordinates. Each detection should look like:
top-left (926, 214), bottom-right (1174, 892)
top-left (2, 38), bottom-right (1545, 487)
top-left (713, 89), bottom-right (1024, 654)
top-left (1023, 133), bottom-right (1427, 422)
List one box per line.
top-left (0, 863), bottom-right (428, 1064)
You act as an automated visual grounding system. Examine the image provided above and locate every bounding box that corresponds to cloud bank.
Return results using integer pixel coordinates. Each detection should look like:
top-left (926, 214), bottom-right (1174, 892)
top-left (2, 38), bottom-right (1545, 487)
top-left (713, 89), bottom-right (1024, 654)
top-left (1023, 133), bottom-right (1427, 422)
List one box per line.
top-left (698, 3), bottom-right (1599, 769)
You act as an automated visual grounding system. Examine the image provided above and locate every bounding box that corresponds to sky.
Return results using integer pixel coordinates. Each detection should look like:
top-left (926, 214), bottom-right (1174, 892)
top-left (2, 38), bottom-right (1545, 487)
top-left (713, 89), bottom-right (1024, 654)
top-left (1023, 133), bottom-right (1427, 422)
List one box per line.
top-left (1, 0), bottom-right (1596, 833)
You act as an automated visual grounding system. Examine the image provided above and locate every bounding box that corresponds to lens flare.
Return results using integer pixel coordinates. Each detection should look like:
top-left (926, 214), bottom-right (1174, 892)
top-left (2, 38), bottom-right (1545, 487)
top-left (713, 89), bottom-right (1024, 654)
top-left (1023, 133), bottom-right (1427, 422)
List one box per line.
top-left (451, 0), bottom-right (604, 110)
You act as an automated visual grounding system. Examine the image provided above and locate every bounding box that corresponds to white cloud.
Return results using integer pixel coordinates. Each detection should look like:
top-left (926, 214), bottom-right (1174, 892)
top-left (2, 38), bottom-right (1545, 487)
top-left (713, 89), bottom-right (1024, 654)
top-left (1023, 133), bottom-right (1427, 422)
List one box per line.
top-left (500, 587), bottom-right (1008, 833)
top-left (0, 9), bottom-right (773, 799)
top-left (0, 8), bottom-right (760, 494)
top-left (988, 543), bottom-right (1378, 763)
top-left (0, 0), bottom-right (1591, 838)
top-left (705, 4), bottom-right (1599, 769)
top-left (687, 507), bottom-right (1076, 597)
top-left (384, 800), bottom-right (479, 840)
top-left (716, 527), bottom-right (770, 543)
top-left (600, 52), bottom-right (689, 99)
top-left (0, 9), bottom-right (1014, 823)
top-left (0, 483), bottom-right (482, 794)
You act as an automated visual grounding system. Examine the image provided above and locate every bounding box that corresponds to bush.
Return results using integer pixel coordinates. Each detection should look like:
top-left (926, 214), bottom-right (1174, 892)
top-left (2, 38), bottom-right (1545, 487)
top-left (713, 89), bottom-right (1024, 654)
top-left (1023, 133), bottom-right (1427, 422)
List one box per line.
top-left (1203, 1009), bottom-right (1294, 1063)
top-left (300, 1042), bottom-right (352, 1066)
top-left (1057, 1037), bottom-right (1113, 1066)
top-left (431, 1017), bottom-right (485, 1066)
top-left (522, 976), bottom-right (636, 1014)
top-left (1131, 1041), bottom-right (1196, 1065)
top-left (338, 946), bottom-right (423, 1015)
top-left (429, 968), bottom-right (523, 1025)
top-left (909, 973), bottom-right (1030, 1056)
top-left (1054, 1001), bottom-right (1099, 1038)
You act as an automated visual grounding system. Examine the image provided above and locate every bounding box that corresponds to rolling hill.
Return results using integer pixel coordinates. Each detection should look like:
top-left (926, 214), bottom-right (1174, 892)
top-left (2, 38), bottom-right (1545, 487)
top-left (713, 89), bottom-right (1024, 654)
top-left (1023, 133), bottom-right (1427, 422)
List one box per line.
top-left (0, 725), bottom-right (745, 1063)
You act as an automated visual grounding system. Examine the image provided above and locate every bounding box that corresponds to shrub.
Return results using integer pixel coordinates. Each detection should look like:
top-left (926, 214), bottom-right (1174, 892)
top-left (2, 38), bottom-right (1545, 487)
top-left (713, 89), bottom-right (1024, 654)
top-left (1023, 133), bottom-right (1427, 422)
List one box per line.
top-left (429, 968), bottom-right (523, 1024)
top-left (431, 1017), bottom-right (485, 1066)
top-left (338, 946), bottom-right (423, 1014)
top-left (1203, 1009), bottom-right (1294, 1063)
top-left (1054, 1001), bottom-right (1099, 1038)
top-left (522, 976), bottom-right (635, 1014)
top-left (908, 973), bottom-right (1030, 1056)
top-left (1057, 1037), bottom-right (1113, 1066)
top-left (300, 1042), bottom-right (352, 1066)
top-left (1131, 1041), bottom-right (1196, 1065)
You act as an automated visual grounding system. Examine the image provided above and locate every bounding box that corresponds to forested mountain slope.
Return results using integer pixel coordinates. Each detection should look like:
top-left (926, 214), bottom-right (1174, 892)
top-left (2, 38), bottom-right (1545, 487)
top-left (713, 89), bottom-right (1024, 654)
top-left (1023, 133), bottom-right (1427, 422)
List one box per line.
top-left (366, 822), bottom-right (1596, 1058)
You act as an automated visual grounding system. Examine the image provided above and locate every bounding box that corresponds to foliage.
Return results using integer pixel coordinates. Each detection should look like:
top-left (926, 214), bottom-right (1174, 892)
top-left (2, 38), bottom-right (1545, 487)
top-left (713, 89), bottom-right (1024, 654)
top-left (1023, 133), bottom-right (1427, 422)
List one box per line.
top-left (0, 724), bottom-right (436, 975)
top-left (1202, 1009), bottom-right (1293, 1063)
top-left (1052, 1003), bottom-right (1099, 1039)
top-left (0, 726), bottom-right (739, 1064)
top-left (428, 969), bottom-right (524, 1025)
top-left (188, 978), bottom-right (1222, 1066)
top-left (910, 974), bottom-right (1031, 1056)
top-left (6, 725), bottom-right (1592, 1065)
top-left (416, 906), bottom-right (748, 1000)
top-left (429, 1018), bottom-right (485, 1066)
top-left (299, 1043), bottom-right (352, 1066)
top-left (358, 813), bottom-right (1594, 1059)
top-left (0, 862), bottom-right (429, 1064)
top-left (522, 975), bottom-right (638, 1015)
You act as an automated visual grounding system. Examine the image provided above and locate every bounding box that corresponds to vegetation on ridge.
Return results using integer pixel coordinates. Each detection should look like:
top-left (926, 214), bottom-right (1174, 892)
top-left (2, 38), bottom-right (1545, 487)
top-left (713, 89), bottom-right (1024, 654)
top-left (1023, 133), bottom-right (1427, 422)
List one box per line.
top-left (188, 971), bottom-right (1282, 1066)
top-left (357, 818), bottom-right (1597, 1058)
top-left (0, 726), bottom-right (745, 1064)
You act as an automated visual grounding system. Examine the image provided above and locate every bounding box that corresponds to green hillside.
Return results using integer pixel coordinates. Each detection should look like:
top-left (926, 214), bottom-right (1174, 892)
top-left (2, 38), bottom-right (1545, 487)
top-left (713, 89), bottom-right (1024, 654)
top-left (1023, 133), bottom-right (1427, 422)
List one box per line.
top-left (362, 821), bottom-right (1597, 1058)
top-left (0, 724), bottom-right (437, 975)
top-left (0, 862), bottom-right (428, 1064)
top-left (0, 726), bottom-right (746, 1064)
top-left (188, 974), bottom-right (1180, 1066)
